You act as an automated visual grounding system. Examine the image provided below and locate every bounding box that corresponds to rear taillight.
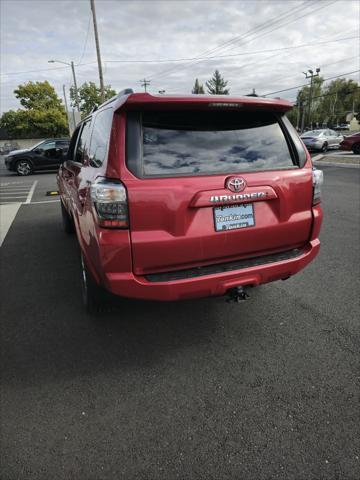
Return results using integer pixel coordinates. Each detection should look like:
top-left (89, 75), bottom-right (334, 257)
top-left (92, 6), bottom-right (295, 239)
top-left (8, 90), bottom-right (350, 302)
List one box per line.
top-left (90, 178), bottom-right (128, 228)
top-left (312, 169), bottom-right (324, 205)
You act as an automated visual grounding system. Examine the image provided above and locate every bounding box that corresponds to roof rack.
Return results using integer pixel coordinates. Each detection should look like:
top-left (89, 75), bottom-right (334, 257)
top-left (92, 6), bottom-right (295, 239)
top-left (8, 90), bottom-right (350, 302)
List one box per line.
top-left (91, 88), bottom-right (134, 113)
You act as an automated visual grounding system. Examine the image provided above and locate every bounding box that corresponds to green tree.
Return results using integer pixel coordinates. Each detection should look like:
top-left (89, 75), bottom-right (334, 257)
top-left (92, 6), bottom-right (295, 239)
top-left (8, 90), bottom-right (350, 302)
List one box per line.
top-left (70, 81), bottom-right (116, 117)
top-left (206, 70), bottom-right (229, 95)
top-left (317, 78), bottom-right (359, 126)
top-left (192, 78), bottom-right (205, 94)
top-left (0, 109), bottom-right (67, 138)
top-left (0, 80), bottom-right (68, 138)
top-left (287, 77), bottom-right (359, 129)
top-left (287, 76), bottom-right (323, 129)
top-left (14, 81), bottom-right (63, 110)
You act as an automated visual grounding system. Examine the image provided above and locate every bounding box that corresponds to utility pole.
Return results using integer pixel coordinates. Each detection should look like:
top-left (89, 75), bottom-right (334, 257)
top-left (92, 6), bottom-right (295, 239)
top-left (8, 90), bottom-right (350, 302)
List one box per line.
top-left (303, 68), bottom-right (320, 130)
top-left (140, 79), bottom-right (151, 92)
top-left (90, 0), bottom-right (105, 102)
top-left (296, 101), bottom-right (301, 131)
top-left (70, 61), bottom-right (80, 111)
top-left (62, 84), bottom-right (69, 114)
top-left (300, 101), bottom-right (306, 133)
top-left (62, 85), bottom-right (71, 136)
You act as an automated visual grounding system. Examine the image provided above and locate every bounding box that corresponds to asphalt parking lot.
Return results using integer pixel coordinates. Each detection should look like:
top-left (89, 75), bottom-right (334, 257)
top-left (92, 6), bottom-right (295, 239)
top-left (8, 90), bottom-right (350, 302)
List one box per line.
top-left (0, 162), bottom-right (359, 479)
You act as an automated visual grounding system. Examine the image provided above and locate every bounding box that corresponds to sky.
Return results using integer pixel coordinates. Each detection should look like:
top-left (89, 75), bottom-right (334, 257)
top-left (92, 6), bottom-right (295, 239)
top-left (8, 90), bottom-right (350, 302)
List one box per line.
top-left (0, 0), bottom-right (359, 114)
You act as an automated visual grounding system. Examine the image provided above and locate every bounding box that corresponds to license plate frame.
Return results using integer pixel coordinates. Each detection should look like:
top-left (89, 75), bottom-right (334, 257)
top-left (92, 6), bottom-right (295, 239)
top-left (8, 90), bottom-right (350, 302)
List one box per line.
top-left (213, 203), bottom-right (255, 232)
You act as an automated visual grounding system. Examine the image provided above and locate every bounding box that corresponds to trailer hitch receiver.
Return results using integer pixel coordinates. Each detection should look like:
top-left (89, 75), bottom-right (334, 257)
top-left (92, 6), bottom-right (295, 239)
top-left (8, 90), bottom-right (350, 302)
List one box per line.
top-left (226, 286), bottom-right (250, 303)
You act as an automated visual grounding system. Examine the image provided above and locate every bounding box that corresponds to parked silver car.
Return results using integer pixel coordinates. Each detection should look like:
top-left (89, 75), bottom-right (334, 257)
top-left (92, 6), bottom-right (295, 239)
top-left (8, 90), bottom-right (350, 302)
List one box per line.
top-left (300, 129), bottom-right (343, 152)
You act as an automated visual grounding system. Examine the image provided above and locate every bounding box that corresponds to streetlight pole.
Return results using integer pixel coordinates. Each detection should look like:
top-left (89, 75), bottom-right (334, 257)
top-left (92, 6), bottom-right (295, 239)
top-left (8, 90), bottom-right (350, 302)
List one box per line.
top-left (90, 0), bottom-right (105, 102)
top-left (48, 59), bottom-right (80, 112)
top-left (303, 68), bottom-right (320, 130)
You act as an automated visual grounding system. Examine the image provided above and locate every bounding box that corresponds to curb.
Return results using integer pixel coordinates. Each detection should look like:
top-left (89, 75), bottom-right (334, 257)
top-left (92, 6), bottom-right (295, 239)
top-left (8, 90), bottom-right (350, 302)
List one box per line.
top-left (313, 161), bottom-right (360, 168)
top-left (312, 153), bottom-right (360, 168)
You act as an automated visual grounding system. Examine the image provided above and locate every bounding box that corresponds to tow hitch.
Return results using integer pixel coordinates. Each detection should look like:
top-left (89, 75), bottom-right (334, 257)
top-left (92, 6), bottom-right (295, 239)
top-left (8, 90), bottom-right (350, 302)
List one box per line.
top-left (226, 286), bottom-right (250, 303)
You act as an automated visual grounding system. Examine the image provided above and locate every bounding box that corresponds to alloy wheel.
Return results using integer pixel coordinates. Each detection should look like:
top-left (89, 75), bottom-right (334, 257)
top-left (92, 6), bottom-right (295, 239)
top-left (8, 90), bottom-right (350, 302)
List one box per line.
top-left (17, 161), bottom-right (31, 175)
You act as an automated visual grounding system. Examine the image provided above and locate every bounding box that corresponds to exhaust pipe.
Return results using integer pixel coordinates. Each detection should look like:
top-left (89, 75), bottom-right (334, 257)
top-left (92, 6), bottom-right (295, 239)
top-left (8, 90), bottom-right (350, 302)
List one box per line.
top-left (226, 286), bottom-right (250, 303)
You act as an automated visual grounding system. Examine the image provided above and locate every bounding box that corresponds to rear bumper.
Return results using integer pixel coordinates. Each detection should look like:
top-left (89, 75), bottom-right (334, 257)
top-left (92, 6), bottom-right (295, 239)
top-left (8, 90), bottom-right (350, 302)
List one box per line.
top-left (339, 143), bottom-right (351, 151)
top-left (104, 239), bottom-right (320, 301)
top-left (303, 142), bottom-right (322, 151)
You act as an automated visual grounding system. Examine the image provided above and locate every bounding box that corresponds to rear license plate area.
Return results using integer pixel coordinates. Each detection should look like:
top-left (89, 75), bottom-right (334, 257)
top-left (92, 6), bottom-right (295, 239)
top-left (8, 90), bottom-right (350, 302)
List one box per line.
top-left (213, 203), bottom-right (255, 232)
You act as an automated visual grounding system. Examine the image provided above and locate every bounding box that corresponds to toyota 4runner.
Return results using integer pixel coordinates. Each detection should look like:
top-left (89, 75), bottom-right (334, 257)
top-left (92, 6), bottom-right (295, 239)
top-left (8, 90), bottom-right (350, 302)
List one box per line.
top-left (57, 90), bottom-right (323, 312)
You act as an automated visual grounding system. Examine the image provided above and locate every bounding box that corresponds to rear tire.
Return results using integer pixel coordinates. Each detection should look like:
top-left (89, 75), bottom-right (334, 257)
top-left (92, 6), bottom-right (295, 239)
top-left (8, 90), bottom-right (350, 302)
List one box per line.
top-left (16, 159), bottom-right (32, 176)
top-left (321, 142), bottom-right (328, 152)
top-left (352, 143), bottom-right (360, 155)
top-left (61, 201), bottom-right (75, 234)
top-left (80, 253), bottom-right (105, 314)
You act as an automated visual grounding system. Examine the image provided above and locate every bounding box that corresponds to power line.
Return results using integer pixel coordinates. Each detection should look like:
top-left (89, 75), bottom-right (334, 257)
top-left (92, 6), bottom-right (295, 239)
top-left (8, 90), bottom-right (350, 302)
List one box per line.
top-left (77, 14), bottom-right (92, 65)
top-left (103, 35), bottom-right (358, 65)
top-left (291, 86), bottom-right (360, 103)
top-left (258, 55), bottom-right (359, 95)
top-left (148, 0), bottom-right (337, 83)
top-left (147, 0), bottom-right (315, 82)
top-left (262, 70), bottom-right (360, 97)
top-left (312, 86), bottom-right (360, 101)
top-left (0, 61), bottom-right (97, 77)
top-left (2, 34), bottom-right (356, 80)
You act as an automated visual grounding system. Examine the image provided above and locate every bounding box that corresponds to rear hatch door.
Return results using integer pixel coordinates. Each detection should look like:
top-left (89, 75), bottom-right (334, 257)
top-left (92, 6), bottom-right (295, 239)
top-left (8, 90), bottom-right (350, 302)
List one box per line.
top-left (124, 107), bottom-right (313, 276)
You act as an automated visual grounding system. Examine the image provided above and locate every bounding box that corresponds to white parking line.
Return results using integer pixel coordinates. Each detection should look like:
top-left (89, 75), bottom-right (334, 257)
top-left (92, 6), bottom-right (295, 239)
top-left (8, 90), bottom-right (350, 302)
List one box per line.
top-left (0, 181), bottom-right (38, 205)
top-left (25, 199), bottom-right (60, 205)
top-left (0, 186), bottom-right (33, 190)
top-left (25, 181), bottom-right (38, 204)
top-left (0, 182), bottom-right (34, 187)
top-left (0, 202), bottom-right (21, 247)
top-left (0, 189), bottom-right (30, 193)
top-left (0, 195), bottom-right (27, 199)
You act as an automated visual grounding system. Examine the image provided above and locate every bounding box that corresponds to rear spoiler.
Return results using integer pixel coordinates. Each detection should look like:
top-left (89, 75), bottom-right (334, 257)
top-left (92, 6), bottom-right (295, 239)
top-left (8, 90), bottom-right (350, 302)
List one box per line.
top-left (115, 92), bottom-right (293, 113)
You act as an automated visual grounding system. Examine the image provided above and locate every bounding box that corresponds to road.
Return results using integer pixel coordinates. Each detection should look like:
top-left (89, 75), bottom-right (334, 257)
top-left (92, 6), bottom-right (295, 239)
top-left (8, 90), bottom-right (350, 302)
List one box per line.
top-left (0, 164), bottom-right (359, 480)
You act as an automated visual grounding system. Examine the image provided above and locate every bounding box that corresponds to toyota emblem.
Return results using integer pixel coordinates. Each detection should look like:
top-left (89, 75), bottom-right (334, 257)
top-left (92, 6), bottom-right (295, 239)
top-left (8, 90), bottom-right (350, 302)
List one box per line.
top-left (226, 177), bottom-right (246, 192)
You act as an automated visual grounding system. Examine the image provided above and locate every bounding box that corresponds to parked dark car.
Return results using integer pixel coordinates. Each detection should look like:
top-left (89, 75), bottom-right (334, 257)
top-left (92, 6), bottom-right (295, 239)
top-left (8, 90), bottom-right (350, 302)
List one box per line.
top-left (57, 90), bottom-right (323, 313)
top-left (5, 138), bottom-right (70, 175)
top-left (339, 132), bottom-right (360, 154)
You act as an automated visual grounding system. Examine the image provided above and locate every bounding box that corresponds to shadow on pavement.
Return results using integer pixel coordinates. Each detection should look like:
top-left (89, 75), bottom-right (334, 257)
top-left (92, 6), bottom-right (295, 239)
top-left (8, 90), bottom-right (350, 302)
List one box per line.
top-left (0, 204), bottom-right (258, 387)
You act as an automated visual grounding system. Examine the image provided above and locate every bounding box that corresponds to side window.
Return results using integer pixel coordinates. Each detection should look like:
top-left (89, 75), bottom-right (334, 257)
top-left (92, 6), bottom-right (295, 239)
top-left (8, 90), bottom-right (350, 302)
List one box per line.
top-left (89, 108), bottom-right (113, 167)
top-left (75, 120), bottom-right (92, 164)
top-left (41, 141), bottom-right (56, 151)
top-left (56, 141), bottom-right (69, 157)
top-left (67, 127), bottom-right (81, 160)
top-left (40, 141), bottom-right (56, 158)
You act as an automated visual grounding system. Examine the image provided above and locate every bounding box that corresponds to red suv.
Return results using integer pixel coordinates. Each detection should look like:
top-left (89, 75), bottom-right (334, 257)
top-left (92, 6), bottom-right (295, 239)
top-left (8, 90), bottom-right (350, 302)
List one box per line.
top-left (57, 90), bottom-right (323, 312)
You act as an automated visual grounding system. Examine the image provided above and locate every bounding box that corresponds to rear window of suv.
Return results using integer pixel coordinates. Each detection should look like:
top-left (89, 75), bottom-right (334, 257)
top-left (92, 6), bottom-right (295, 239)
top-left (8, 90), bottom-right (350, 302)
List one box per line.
top-left (126, 109), bottom-right (298, 178)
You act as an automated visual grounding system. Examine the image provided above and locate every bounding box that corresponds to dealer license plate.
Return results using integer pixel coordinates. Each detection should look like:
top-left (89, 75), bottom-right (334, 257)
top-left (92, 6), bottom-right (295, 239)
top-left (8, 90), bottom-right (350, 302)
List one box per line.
top-left (214, 203), bottom-right (255, 232)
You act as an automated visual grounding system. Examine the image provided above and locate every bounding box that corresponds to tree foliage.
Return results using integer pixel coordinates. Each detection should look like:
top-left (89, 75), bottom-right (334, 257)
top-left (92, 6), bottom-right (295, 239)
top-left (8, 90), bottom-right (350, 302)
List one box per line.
top-left (287, 77), bottom-right (359, 129)
top-left (14, 81), bottom-right (64, 110)
top-left (206, 70), bottom-right (229, 95)
top-left (192, 78), bottom-right (205, 94)
top-left (70, 81), bottom-right (116, 117)
top-left (0, 81), bottom-right (68, 138)
top-left (1, 109), bottom-right (68, 138)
